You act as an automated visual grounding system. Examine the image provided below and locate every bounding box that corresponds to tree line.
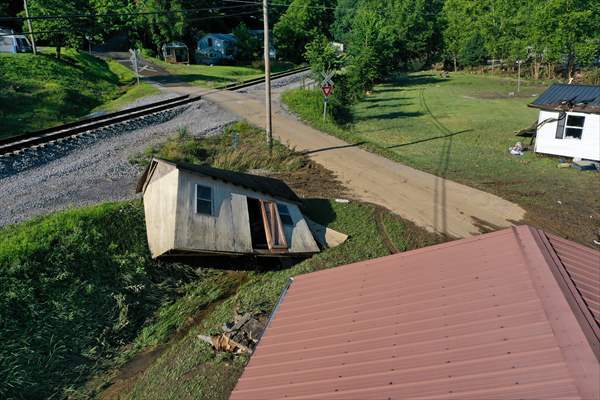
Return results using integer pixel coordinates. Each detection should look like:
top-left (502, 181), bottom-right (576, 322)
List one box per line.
top-left (3, 0), bottom-right (598, 79)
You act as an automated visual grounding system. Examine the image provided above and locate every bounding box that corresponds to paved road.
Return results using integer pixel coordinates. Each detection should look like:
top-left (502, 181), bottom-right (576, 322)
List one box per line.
top-left (166, 79), bottom-right (525, 238)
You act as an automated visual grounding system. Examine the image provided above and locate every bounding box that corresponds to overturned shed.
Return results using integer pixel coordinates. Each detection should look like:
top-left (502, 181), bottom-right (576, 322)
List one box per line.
top-left (137, 158), bottom-right (335, 258)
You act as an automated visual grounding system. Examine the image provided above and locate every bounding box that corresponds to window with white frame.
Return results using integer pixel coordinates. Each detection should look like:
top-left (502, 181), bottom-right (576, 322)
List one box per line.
top-left (564, 115), bottom-right (585, 139)
top-left (277, 203), bottom-right (293, 226)
top-left (195, 184), bottom-right (212, 215)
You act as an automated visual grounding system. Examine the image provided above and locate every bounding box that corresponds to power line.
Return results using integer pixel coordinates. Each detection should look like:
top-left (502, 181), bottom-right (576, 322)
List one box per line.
top-left (0, 10), bottom-right (261, 37)
top-left (0, 4), bottom-right (257, 22)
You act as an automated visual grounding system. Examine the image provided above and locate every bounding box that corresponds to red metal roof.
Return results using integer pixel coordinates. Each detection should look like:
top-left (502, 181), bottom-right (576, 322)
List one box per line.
top-left (231, 226), bottom-right (599, 400)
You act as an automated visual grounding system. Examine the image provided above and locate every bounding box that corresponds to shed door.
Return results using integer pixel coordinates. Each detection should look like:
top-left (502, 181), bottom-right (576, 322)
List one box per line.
top-left (260, 200), bottom-right (288, 251)
top-left (246, 197), bottom-right (288, 252)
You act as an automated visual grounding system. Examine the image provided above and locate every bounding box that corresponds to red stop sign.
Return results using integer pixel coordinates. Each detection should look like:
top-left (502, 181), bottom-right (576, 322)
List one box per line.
top-left (321, 84), bottom-right (334, 97)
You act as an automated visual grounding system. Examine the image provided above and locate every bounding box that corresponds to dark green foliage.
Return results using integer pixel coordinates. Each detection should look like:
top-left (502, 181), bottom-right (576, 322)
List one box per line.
top-left (232, 22), bottom-right (261, 63)
top-left (273, 0), bottom-right (336, 63)
top-left (24, 0), bottom-right (91, 58)
top-left (0, 202), bottom-right (197, 399)
top-left (458, 33), bottom-right (487, 67)
top-left (304, 34), bottom-right (342, 77)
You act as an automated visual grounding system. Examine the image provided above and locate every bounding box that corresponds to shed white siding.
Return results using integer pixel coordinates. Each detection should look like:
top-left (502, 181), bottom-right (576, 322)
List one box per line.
top-left (143, 163), bottom-right (179, 257)
top-left (535, 110), bottom-right (600, 161)
top-left (171, 170), bottom-right (319, 256)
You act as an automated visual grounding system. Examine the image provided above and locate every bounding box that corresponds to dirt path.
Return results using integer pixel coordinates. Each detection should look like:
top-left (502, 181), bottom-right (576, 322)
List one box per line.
top-left (185, 87), bottom-right (525, 238)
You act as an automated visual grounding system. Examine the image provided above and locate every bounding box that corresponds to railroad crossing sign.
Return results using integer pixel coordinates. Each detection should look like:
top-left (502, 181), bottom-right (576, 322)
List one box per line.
top-left (320, 71), bottom-right (335, 120)
top-left (321, 71), bottom-right (335, 97)
top-left (321, 84), bottom-right (334, 97)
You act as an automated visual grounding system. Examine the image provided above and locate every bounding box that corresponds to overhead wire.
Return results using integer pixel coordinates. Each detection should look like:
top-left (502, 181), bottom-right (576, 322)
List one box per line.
top-left (0, 3), bottom-right (258, 22)
top-left (0, 10), bottom-right (262, 37)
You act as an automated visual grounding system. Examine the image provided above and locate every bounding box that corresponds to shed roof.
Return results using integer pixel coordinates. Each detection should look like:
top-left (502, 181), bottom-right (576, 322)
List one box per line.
top-left (529, 84), bottom-right (600, 113)
top-left (231, 225), bottom-right (599, 400)
top-left (201, 33), bottom-right (237, 41)
top-left (137, 158), bottom-right (301, 203)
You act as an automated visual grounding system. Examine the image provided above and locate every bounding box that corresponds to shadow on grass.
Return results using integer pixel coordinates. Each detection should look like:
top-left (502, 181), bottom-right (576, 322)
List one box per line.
top-left (387, 129), bottom-right (472, 149)
top-left (356, 110), bottom-right (423, 121)
top-left (302, 141), bottom-right (367, 155)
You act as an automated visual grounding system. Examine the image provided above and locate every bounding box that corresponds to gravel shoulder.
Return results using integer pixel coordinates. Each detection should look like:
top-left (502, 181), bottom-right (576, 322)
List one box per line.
top-left (0, 99), bottom-right (236, 227)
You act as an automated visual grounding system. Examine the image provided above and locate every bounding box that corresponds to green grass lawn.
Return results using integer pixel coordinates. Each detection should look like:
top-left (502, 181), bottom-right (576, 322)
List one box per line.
top-left (0, 49), bottom-right (157, 139)
top-left (145, 56), bottom-right (295, 88)
top-left (282, 72), bottom-right (600, 245)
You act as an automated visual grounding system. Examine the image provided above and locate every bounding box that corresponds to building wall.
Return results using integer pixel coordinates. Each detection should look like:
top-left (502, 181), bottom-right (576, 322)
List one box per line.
top-left (174, 170), bottom-right (319, 255)
top-left (143, 163), bottom-right (179, 257)
top-left (535, 110), bottom-right (600, 161)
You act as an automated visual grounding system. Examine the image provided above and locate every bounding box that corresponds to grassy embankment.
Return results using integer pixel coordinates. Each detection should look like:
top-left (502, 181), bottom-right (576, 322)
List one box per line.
top-left (282, 71), bottom-right (600, 245)
top-left (145, 55), bottom-right (295, 87)
top-left (0, 48), bottom-right (158, 139)
top-left (0, 121), bottom-right (441, 399)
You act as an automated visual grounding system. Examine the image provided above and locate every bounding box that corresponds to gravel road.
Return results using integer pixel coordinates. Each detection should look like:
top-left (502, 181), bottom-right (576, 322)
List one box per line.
top-left (0, 99), bottom-right (236, 227)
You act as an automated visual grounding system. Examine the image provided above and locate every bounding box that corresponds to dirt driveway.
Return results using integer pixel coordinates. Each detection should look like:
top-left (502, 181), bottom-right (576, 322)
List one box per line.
top-left (198, 87), bottom-right (524, 238)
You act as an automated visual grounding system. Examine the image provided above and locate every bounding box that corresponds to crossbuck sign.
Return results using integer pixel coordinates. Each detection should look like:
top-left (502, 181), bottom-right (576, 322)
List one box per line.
top-left (320, 71), bottom-right (335, 120)
top-left (321, 71), bottom-right (335, 97)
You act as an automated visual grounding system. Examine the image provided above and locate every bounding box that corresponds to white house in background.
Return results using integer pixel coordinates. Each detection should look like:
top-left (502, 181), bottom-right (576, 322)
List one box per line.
top-left (136, 158), bottom-right (347, 259)
top-left (529, 84), bottom-right (600, 161)
top-left (0, 28), bottom-right (32, 53)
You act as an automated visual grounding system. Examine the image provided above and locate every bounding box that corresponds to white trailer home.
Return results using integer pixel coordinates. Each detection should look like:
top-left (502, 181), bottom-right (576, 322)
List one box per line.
top-left (137, 158), bottom-right (323, 259)
top-left (529, 84), bottom-right (600, 161)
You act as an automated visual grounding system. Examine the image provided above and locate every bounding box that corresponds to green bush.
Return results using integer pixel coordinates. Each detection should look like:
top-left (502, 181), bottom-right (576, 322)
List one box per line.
top-left (0, 201), bottom-right (196, 399)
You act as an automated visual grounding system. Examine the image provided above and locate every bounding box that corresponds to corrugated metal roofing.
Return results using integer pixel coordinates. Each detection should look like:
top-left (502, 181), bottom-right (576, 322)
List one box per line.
top-left (543, 231), bottom-right (600, 326)
top-left (530, 84), bottom-right (600, 113)
top-left (137, 158), bottom-right (301, 203)
top-left (231, 226), bottom-right (599, 400)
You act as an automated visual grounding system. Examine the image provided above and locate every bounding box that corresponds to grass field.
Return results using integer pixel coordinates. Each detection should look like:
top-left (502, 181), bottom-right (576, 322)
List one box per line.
top-left (0, 49), bottom-right (157, 139)
top-left (282, 72), bottom-right (600, 245)
top-left (146, 56), bottom-right (295, 87)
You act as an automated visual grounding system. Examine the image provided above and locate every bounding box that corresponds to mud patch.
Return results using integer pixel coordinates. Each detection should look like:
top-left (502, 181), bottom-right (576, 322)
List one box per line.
top-left (274, 160), bottom-right (347, 199)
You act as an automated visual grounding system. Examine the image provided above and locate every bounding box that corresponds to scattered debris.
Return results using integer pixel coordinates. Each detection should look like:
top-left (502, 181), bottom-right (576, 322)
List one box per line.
top-left (557, 162), bottom-right (571, 168)
top-left (335, 198), bottom-right (350, 203)
top-left (509, 141), bottom-right (524, 156)
top-left (306, 218), bottom-right (349, 249)
top-left (198, 310), bottom-right (268, 355)
top-left (571, 159), bottom-right (599, 171)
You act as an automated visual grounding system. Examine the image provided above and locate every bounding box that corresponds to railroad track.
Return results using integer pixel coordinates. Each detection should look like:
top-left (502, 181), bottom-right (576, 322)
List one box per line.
top-left (0, 66), bottom-right (310, 156)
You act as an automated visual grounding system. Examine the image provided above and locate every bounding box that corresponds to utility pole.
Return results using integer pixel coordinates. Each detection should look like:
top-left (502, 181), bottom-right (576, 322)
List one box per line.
top-left (23, 0), bottom-right (36, 55)
top-left (263, 0), bottom-right (272, 149)
top-left (517, 60), bottom-right (522, 93)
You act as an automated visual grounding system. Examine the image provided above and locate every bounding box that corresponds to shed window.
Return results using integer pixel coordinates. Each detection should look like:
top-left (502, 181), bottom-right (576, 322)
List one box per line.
top-left (277, 204), bottom-right (293, 226)
top-left (564, 115), bottom-right (585, 139)
top-left (195, 184), bottom-right (212, 215)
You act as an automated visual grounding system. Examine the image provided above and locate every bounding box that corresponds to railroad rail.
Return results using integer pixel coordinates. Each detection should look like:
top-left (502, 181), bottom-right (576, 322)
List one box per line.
top-left (0, 66), bottom-right (310, 156)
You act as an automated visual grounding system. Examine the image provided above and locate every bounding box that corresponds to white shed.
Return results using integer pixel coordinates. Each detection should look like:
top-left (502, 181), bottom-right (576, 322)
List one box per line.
top-left (529, 84), bottom-right (600, 161)
top-left (136, 158), bottom-right (324, 259)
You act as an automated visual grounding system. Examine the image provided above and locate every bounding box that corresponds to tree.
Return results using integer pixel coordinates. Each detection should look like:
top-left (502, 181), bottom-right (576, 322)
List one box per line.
top-left (344, 6), bottom-right (389, 96)
top-left (24, 0), bottom-right (89, 58)
top-left (138, 0), bottom-right (185, 53)
top-left (273, 0), bottom-right (335, 63)
top-left (232, 22), bottom-right (260, 63)
top-left (304, 34), bottom-right (341, 76)
top-left (458, 32), bottom-right (487, 67)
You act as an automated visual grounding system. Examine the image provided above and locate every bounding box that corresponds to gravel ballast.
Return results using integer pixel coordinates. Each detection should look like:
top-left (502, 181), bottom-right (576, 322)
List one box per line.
top-left (0, 99), bottom-right (237, 227)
